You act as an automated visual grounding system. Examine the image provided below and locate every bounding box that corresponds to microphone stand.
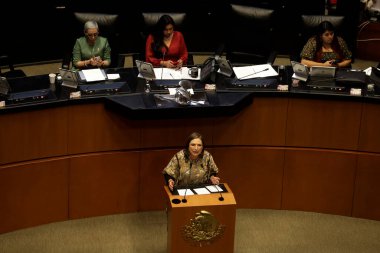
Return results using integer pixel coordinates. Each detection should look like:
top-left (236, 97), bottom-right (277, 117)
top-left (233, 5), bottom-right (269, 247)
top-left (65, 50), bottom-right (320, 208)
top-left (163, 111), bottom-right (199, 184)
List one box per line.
top-left (182, 162), bottom-right (192, 203)
top-left (213, 184), bottom-right (224, 201)
top-left (161, 51), bottom-right (166, 80)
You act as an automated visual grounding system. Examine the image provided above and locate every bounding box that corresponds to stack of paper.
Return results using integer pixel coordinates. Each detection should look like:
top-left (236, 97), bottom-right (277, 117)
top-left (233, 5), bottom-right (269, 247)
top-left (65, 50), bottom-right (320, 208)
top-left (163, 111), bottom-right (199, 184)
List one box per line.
top-left (233, 64), bottom-right (278, 80)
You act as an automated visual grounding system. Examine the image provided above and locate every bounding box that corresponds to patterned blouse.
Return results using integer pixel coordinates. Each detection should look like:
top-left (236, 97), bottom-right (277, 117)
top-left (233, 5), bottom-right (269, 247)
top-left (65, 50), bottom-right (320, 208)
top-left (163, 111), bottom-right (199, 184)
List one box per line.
top-left (162, 149), bottom-right (219, 187)
top-left (300, 36), bottom-right (352, 63)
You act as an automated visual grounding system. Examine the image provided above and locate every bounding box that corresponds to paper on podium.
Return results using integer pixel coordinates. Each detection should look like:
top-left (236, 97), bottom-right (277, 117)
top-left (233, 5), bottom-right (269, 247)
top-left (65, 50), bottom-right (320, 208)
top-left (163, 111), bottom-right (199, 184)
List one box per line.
top-left (177, 189), bottom-right (194, 196)
top-left (82, 68), bottom-right (106, 82)
top-left (153, 67), bottom-right (201, 80)
top-left (193, 187), bottom-right (211, 195)
top-left (206, 185), bottom-right (223, 192)
top-left (233, 64), bottom-right (278, 80)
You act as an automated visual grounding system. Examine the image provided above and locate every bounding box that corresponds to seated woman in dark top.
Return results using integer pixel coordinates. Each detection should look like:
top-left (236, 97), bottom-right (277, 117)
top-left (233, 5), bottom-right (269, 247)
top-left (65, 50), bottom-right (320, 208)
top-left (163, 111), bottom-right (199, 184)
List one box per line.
top-left (300, 21), bottom-right (352, 68)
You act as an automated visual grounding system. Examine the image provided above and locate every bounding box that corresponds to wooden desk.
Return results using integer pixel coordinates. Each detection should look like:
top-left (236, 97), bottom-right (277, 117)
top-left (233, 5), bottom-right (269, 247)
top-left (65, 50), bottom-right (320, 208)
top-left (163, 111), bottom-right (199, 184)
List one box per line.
top-left (1, 94), bottom-right (380, 234)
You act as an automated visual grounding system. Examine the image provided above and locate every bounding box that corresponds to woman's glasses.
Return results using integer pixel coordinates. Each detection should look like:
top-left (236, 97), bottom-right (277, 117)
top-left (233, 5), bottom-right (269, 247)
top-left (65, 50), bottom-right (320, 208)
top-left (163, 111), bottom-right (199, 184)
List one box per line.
top-left (86, 33), bottom-right (99, 38)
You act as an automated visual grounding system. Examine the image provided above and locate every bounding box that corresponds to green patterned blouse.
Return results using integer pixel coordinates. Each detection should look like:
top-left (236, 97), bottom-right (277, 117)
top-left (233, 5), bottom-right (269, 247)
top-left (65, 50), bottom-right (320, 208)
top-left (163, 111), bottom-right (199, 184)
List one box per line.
top-left (163, 149), bottom-right (219, 187)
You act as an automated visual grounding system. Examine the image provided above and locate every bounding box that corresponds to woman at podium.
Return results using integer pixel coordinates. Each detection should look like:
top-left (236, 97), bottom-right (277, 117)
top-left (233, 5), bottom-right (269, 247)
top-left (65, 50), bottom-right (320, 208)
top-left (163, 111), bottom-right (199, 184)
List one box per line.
top-left (163, 132), bottom-right (220, 191)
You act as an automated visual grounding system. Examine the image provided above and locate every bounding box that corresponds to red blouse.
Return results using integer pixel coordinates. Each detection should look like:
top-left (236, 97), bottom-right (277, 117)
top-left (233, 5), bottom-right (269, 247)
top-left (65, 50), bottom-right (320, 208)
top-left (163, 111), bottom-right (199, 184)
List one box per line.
top-left (145, 31), bottom-right (188, 67)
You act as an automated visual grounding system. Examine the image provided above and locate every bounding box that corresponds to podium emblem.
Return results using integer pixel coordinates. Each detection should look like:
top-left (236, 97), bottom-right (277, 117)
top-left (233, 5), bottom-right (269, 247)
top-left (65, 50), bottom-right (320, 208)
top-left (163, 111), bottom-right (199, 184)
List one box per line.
top-left (182, 210), bottom-right (225, 247)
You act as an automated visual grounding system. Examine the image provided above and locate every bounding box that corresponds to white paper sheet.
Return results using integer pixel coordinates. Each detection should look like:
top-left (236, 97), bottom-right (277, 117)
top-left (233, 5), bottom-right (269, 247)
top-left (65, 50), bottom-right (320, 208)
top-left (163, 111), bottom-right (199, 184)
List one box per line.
top-left (107, 73), bottom-right (120, 80)
top-left (82, 68), bottom-right (106, 82)
top-left (153, 67), bottom-right (201, 80)
top-left (206, 185), bottom-right (223, 193)
top-left (233, 64), bottom-right (278, 79)
top-left (193, 187), bottom-right (211, 195)
top-left (177, 189), bottom-right (194, 196)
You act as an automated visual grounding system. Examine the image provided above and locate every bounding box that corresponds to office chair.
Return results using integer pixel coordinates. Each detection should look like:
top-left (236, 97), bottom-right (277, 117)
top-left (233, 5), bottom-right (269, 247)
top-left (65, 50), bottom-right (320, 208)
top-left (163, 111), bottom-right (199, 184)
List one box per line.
top-left (140, 12), bottom-right (194, 66)
top-left (0, 55), bottom-right (26, 78)
top-left (290, 15), bottom-right (346, 63)
top-left (225, 4), bottom-right (277, 66)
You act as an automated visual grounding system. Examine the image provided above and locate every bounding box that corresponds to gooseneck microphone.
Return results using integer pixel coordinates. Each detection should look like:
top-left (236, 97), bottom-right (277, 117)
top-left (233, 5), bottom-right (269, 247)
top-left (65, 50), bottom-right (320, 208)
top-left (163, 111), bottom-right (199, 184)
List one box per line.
top-left (213, 184), bottom-right (224, 201)
top-left (182, 162), bottom-right (192, 203)
top-left (161, 49), bottom-right (166, 80)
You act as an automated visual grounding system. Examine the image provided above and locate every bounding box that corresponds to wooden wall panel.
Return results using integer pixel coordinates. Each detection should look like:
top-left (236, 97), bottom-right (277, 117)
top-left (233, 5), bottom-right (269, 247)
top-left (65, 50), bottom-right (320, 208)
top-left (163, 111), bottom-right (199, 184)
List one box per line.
top-left (140, 119), bottom-right (213, 148)
top-left (67, 103), bottom-right (141, 154)
top-left (211, 147), bottom-right (284, 209)
top-left (0, 159), bottom-right (68, 233)
top-left (69, 152), bottom-right (140, 219)
top-left (0, 107), bottom-right (68, 164)
top-left (139, 150), bottom-right (177, 211)
top-left (358, 102), bottom-right (380, 153)
top-left (353, 155), bottom-right (380, 220)
top-left (286, 98), bottom-right (361, 150)
top-left (213, 97), bottom-right (288, 146)
top-left (282, 150), bottom-right (356, 216)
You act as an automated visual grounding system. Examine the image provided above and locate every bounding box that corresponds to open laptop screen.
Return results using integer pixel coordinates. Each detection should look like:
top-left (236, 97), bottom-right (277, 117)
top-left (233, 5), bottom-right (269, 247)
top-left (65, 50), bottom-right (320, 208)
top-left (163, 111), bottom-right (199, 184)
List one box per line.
top-left (310, 66), bottom-right (336, 78)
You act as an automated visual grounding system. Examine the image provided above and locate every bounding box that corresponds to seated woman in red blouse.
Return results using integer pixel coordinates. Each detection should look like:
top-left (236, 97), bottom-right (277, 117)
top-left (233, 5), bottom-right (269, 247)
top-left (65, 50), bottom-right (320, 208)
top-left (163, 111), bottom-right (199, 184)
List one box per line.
top-left (145, 14), bottom-right (188, 68)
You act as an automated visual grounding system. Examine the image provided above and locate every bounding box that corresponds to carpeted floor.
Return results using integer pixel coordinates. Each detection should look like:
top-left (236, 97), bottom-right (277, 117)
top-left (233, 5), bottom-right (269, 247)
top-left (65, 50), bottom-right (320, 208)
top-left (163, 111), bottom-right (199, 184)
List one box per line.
top-left (1, 209), bottom-right (380, 253)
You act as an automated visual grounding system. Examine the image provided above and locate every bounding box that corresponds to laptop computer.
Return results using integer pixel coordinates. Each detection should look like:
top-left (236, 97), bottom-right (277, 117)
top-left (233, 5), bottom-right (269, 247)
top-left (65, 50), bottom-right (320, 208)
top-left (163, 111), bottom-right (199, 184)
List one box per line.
top-left (291, 61), bottom-right (309, 82)
top-left (310, 66), bottom-right (336, 78)
top-left (59, 68), bottom-right (79, 88)
top-left (135, 60), bottom-right (156, 80)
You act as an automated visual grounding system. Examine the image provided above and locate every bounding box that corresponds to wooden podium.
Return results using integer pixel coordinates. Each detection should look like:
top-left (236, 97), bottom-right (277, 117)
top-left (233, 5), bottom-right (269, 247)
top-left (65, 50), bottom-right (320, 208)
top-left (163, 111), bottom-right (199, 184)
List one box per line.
top-left (164, 183), bottom-right (236, 253)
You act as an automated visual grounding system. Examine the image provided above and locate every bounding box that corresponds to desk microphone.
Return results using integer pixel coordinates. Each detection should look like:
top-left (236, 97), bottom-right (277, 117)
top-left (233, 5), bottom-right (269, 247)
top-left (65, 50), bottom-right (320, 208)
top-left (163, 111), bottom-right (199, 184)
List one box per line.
top-left (182, 162), bottom-right (192, 203)
top-left (161, 49), bottom-right (166, 80)
top-left (213, 184), bottom-right (224, 201)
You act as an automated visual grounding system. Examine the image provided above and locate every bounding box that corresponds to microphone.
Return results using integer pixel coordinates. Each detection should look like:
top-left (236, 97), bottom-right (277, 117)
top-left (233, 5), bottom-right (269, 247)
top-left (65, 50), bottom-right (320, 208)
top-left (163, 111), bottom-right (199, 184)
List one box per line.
top-left (161, 48), bottom-right (166, 80)
top-left (182, 162), bottom-right (192, 203)
top-left (213, 183), bottom-right (224, 201)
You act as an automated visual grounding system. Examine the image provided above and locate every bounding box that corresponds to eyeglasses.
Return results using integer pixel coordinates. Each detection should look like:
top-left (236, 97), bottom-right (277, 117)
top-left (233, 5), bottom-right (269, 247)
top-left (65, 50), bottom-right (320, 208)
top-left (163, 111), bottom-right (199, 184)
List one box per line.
top-left (86, 33), bottom-right (99, 38)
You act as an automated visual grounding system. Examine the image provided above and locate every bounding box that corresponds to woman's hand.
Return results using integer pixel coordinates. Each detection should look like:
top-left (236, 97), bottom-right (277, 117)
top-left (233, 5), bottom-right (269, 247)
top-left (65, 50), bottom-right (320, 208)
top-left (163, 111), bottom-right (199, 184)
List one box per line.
top-left (89, 56), bottom-right (103, 67)
top-left (210, 175), bottom-right (220, 185)
top-left (162, 60), bottom-right (180, 69)
top-left (176, 59), bottom-right (183, 69)
top-left (168, 179), bottom-right (175, 191)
